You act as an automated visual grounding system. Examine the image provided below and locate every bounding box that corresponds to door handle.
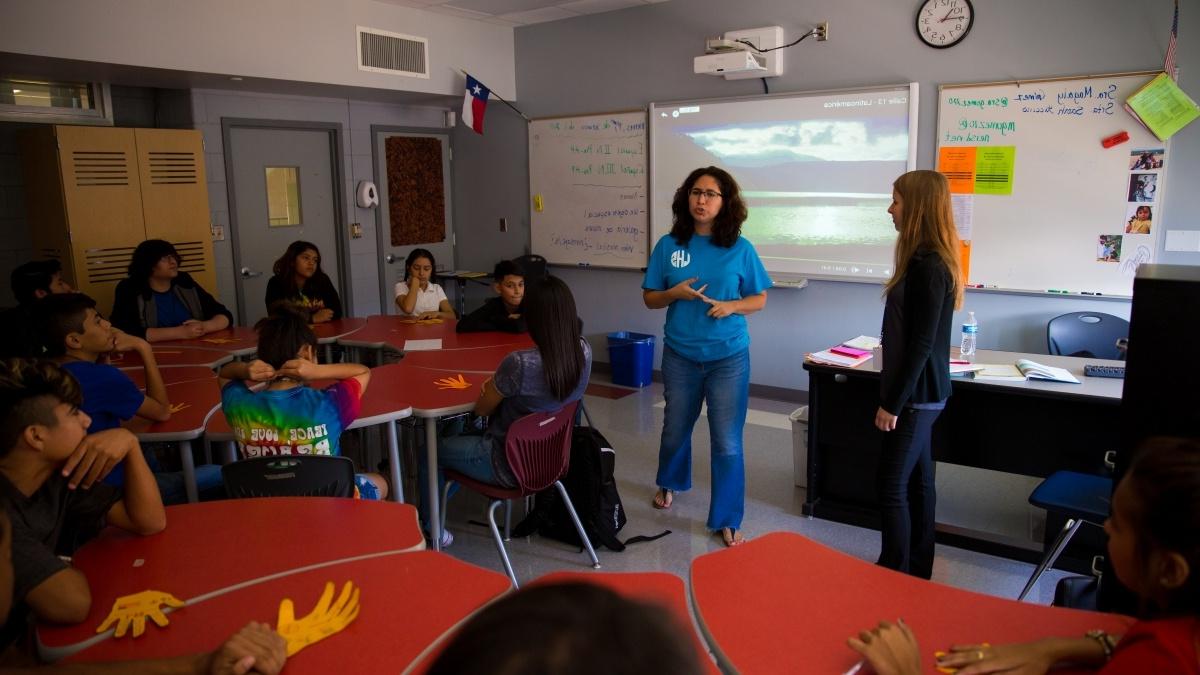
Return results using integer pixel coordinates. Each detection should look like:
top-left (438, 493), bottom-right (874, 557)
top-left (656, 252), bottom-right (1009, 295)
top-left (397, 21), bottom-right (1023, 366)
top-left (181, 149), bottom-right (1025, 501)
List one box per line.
top-left (384, 254), bottom-right (396, 264)
top-left (240, 267), bottom-right (263, 278)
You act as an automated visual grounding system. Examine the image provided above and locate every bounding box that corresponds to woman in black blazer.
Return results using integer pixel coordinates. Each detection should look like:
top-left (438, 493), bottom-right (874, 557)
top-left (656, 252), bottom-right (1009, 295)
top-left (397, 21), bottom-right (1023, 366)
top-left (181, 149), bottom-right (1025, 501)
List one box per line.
top-left (875, 170), bottom-right (964, 578)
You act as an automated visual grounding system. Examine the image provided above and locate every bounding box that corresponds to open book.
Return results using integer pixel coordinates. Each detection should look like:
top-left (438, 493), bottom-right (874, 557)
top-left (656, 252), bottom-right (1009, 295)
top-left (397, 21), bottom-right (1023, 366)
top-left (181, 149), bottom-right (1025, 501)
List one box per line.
top-left (1016, 359), bottom-right (1081, 384)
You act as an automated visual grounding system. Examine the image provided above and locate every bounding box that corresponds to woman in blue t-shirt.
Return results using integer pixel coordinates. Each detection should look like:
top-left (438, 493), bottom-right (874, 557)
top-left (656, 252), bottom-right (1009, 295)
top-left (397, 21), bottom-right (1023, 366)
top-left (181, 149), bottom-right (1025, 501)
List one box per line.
top-left (642, 166), bottom-right (771, 547)
top-left (110, 239), bottom-right (232, 342)
top-left (421, 275), bottom-right (591, 547)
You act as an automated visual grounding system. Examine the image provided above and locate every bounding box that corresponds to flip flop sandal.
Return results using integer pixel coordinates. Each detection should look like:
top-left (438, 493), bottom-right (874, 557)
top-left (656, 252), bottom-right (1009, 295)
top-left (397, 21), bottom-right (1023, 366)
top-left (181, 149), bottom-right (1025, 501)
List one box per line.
top-left (652, 487), bottom-right (674, 510)
top-left (720, 527), bottom-right (744, 547)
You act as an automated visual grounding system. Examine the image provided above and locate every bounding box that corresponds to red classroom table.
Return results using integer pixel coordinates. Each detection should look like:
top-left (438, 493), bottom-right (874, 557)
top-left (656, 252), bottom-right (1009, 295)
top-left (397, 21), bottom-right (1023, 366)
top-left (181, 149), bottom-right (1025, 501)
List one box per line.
top-left (400, 343), bottom-right (528, 373)
top-left (122, 366), bottom-right (217, 389)
top-left (309, 317), bottom-right (367, 363)
top-left (205, 380), bottom-right (412, 502)
top-left (156, 326), bottom-right (259, 358)
top-left (109, 347), bottom-right (233, 369)
top-left (336, 315), bottom-right (532, 360)
top-left (37, 499), bottom-right (442, 669)
top-left (126, 378), bottom-right (223, 503)
top-left (690, 532), bottom-right (1135, 674)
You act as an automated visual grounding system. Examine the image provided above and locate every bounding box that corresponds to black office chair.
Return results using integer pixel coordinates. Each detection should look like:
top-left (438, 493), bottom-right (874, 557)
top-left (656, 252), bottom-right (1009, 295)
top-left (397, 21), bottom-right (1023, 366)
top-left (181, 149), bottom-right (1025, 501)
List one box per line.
top-left (513, 254), bottom-right (548, 281)
top-left (1046, 312), bottom-right (1129, 360)
top-left (222, 455), bottom-right (357, 498)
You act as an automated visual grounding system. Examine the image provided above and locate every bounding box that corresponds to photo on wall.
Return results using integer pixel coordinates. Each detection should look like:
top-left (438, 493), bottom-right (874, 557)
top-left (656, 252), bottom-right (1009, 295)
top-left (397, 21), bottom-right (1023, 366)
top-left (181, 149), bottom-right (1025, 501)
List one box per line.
top-left (1128, 173), bottom-right (1158, 202)
top-left (1128, 148), bottom-right (1165, 170)
top-left (1125, 204), bottom-right (1153, 235)
top-left (1097, 234), bottom-right (1123, 263)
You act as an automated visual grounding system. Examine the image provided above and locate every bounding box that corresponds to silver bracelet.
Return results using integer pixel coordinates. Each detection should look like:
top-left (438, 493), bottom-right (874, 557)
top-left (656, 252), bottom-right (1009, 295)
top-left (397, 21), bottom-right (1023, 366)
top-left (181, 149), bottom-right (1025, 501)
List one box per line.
top-left (1085, 629), bottom-right (1115, 661)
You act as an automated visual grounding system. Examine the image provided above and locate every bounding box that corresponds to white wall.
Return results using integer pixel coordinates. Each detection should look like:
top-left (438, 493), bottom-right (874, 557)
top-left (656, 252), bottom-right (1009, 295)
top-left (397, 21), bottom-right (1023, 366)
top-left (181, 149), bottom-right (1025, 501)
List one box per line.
top-left (0, 0), bottom-right (517, 99)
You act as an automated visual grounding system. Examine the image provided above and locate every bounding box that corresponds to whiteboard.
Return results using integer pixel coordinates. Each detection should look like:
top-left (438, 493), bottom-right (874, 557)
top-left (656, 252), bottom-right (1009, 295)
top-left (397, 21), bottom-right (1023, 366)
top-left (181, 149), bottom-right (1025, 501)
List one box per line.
top-left (528, 111), bottom-right (648, 269)
top-left (937, 72), bottom-right (1167, 297)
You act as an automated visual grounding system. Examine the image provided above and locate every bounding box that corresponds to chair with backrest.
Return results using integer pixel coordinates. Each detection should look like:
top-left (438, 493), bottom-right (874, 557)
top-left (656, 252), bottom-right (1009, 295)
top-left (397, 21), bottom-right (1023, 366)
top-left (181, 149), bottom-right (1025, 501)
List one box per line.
top-left (1047, 312), bottom-right (1129, 360)
top-left (222, 455), bottom-right (357, 498)
top-left (513, 254), bottom-right (547, 282)
top-left (441, 401), bottom-right (599, 587)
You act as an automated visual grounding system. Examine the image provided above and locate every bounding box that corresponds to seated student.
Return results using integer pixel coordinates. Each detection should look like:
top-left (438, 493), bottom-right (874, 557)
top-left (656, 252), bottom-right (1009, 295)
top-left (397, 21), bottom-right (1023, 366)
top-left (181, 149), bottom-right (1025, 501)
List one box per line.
top-left (110, 240), bottom-right (232, 343)
top-left (0, 360), bottom-right (165, 652)
top-left (264, 241), bottom-right (342, 324)
top-left (456, 260), bottom-right (526, 334)
top-left (32, 294), bottom-right (171, 489)
top-left (427, 581), bottom-right (702, 675)
top-left (849, 436), bottom-right (1200, 675)
top-left (420, 275), bottom-right (590, 546)
top-left (393, 248), bottom-right (455, 320)
top-left (0, 260), bottom-right (75, 359)
top-left (0, 511), bottom-right (287, 674)
top-left (218, 309), bottom-right (388, 500)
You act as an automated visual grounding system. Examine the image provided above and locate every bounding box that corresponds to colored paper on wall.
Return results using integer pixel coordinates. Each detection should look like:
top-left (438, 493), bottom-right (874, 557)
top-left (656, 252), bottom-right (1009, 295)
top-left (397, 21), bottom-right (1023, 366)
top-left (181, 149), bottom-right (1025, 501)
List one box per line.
top-left (938, 146), bottom-right (977, 193)
top-left (1126, 72), bottom-right (1200, 141)
top-left (959, 240), bottom-right (971, 285)
top-left (951, 194), bottom-right (974, 240)
top-left (974, 146), bottom-right (1015, 195)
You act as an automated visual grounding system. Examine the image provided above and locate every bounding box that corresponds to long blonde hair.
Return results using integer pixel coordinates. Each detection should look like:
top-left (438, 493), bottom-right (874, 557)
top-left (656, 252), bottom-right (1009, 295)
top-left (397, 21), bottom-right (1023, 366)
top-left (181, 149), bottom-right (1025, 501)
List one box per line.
top-left (885, 170), bottom-right (964, 309)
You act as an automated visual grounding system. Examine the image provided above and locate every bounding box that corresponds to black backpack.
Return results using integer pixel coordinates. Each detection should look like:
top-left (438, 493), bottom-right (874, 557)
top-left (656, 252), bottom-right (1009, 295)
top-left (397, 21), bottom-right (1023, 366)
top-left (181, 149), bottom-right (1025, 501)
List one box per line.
top-left (514, 424), bottom-right (666, 552)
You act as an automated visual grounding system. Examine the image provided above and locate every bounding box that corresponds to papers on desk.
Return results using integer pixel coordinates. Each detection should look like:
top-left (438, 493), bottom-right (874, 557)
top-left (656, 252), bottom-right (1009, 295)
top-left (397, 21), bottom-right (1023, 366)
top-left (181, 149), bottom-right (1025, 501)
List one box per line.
top-left (807, 336), bottom-right (880, 368)
top-left (842, 335), bottom-right (881, 351)
top-left (968, 360), bottom-right (1081, 384)
top-left (949, 360), bottom-right (987, 376)
top-left (971, 364), bottom-right (1026, 381)
top-left (403, 339), bottom-right (443, 351)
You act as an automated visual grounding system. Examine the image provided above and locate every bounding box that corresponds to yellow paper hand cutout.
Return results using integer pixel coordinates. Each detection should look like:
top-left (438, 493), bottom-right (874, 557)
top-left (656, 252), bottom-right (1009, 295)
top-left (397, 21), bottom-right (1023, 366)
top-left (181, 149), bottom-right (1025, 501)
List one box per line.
top-left (276, 581), bottom-right (360, 657)
top-left (169, 402), bottom-right (190, 414)
top-left (96, 590), bottom-right (186, 638)
top-left (434, 374), bottom-right (471, 390)
top-left (200, 337), bottom-right (237, 344)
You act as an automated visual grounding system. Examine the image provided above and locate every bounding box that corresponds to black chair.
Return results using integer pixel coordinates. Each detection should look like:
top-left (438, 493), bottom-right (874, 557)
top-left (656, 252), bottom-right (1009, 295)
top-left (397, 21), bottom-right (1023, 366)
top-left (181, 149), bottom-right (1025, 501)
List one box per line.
top-left (1046, 312), bottom-right (1129, 360)
top-left (1019, 469), bottom-right (1112, 601)
top-left (222, 455), bottom-right (357, 498)
top-left (513, 254), bottom-right (548, 281)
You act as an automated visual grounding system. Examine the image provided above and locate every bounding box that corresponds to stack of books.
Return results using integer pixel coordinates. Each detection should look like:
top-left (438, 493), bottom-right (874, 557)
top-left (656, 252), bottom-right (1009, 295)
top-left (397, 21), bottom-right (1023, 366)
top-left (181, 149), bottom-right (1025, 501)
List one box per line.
top-left (807, 336), bottom-right (879, 368)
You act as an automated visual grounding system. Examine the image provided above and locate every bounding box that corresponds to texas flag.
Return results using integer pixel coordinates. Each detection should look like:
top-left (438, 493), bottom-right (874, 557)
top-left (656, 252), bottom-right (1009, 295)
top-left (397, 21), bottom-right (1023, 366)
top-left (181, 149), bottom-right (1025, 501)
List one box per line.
top-left (462, 74), bottom-right (490, 134)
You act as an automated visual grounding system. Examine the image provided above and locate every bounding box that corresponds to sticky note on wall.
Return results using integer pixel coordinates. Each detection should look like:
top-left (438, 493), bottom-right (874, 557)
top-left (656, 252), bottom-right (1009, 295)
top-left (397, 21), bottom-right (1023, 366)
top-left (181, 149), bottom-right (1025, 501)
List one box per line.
top-left (533, 194), bottom-right (544, 212)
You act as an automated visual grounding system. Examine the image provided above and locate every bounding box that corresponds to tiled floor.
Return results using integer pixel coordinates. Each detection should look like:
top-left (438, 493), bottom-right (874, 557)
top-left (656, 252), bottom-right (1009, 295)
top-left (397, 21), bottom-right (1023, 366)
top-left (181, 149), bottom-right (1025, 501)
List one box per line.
top-left (436, 376), bottom-right (1072, 604)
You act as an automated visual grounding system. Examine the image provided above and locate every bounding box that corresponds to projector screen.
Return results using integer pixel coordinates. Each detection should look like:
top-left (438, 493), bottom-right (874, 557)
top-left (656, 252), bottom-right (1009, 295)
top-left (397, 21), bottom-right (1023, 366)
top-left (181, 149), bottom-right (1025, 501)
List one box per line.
top-left (649, 83), bottom-right (918, 281)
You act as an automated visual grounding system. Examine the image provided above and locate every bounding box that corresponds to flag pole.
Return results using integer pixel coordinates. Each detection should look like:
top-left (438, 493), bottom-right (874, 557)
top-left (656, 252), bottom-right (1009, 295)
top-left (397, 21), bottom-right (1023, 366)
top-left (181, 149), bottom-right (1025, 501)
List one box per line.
top-left (460, 68), bottom-right (530, 122)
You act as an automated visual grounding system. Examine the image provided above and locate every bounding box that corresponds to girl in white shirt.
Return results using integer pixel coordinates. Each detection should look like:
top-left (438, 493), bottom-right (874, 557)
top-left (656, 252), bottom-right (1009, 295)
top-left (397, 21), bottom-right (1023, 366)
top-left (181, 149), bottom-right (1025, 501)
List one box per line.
top-left (394, 248), bottom-right (456, 319)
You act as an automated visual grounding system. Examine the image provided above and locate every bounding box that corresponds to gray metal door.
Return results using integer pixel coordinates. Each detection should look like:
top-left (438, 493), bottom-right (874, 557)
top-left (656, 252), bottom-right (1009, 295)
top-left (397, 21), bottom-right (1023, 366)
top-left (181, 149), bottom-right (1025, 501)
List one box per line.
top-left (374, 131), bottom-right (453, 314)
top-left (228, 126), bottom-right (342, 326)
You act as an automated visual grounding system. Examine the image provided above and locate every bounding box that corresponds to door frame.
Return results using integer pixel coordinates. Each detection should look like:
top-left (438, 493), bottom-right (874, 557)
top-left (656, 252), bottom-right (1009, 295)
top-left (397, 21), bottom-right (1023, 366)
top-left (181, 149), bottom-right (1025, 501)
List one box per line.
top-left (221, 118), bottom-right (351, 325)
top-left (370, 124), bottom-right (455, 314)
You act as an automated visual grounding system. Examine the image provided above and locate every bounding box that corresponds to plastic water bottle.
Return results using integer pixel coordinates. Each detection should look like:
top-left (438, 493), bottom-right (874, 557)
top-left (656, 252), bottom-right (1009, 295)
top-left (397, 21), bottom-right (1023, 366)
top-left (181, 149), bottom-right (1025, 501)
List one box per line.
top-left (960, 311), bottom-right (978, 360)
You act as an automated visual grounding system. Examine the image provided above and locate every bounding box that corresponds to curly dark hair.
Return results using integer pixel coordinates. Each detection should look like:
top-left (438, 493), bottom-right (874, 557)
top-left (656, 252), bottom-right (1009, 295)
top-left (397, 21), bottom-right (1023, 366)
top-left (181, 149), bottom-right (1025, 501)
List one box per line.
top-left (669, 166), bottom-right (748, 249)
top-left (0, 358), bottom-right (82, 457)
top-left (272, 240), bottom-right (334, 299)
top-left (127, 240), bottom-right (182, 286)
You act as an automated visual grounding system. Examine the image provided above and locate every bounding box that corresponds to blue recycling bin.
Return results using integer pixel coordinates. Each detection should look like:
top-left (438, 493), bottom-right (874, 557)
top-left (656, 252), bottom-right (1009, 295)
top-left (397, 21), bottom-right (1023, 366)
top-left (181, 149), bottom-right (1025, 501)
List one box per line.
top-left (607, 331), bottom-right (655, 388)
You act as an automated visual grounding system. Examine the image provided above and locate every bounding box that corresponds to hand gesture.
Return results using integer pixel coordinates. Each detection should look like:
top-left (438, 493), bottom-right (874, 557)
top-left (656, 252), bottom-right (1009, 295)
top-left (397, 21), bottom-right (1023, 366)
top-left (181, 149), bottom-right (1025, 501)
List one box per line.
top-left (96, 589), bottom-right (186, 638)
top-left (669, 277), bottom-right (708, 302)
top-left (408, 275), bottom-right (422, 290)
top-left (245, 360), bottom-right (276, 382)
top-left (704, 298), bottom-right (735, 319)
top-left (847, 620), bottom-right (922, 675)
top-left (875, 407), bottom-right (898, 432)
top-left (63, 428), bottom-right (138, 489)
top-left (276, 359), bottom-right (317, 382)
top-left (276, 581), bottom-right (360, 657)
top-left (937, 640), bottom-right (1057, 675)
top-left (112, 329), bottom-right (148, 353)
top-left (181, 320), bottom-right (206, 338)
top-left (312, 308), bottom-right (334, 324)
top-left (207, 622), bottom-right (288, 675)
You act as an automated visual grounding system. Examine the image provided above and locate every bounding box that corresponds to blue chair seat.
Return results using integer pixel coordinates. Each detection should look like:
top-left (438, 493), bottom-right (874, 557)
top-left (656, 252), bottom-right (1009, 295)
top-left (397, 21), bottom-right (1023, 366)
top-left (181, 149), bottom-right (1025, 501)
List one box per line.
top-left (1028, 471), bottom-right (1112, 523)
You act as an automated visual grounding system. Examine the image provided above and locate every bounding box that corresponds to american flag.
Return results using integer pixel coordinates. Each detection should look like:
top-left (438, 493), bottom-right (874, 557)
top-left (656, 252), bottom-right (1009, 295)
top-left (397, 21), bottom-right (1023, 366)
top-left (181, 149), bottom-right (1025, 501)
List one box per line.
top-left (1165, 0), bottom-right (1179, 80)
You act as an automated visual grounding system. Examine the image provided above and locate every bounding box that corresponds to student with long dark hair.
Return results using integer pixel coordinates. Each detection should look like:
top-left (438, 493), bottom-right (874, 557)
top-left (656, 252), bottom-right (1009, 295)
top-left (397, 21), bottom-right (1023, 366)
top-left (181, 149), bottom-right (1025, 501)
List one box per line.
top-left (643, 166), bottom-right (771, 548)
top-left (110, 240), bottom-right (232, 342)
top-left (421, 275), bottom-right (590, 546)
top-left (874, 170), bottom-right (964, 578)
top-left (265, 241), bottom-right (342, 323)
top-left (393, 248), bottom-right (455, 320)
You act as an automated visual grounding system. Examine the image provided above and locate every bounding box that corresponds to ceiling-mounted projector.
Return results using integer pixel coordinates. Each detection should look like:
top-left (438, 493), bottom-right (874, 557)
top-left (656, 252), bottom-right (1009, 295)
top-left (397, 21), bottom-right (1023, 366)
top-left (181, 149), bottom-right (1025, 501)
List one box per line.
top-left (694, 50), bottom-right (767, 76)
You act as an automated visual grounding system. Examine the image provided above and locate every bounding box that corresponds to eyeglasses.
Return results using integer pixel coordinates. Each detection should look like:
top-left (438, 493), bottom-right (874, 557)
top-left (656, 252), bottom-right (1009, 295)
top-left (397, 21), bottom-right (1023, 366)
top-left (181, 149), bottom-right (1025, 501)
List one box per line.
top-left (689, 188), bottom-right (723, 200)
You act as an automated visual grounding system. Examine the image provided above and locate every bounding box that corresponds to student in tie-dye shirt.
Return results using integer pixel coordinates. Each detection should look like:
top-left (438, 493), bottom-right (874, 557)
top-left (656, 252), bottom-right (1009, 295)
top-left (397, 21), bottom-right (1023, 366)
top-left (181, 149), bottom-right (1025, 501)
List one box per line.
top-left (218, 308), bottom-right (388, 499)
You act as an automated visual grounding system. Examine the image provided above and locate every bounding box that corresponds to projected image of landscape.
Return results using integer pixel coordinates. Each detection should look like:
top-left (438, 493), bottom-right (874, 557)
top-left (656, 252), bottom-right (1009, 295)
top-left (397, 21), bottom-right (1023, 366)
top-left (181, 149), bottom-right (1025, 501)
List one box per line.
top-left (651, 87), bottom-right (916, 280)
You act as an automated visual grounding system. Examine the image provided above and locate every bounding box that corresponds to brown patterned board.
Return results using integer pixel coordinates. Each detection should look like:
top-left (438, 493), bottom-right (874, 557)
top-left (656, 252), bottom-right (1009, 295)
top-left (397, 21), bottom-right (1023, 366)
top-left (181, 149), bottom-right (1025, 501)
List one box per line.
top-left (385, 136), bottom-right (446, 246)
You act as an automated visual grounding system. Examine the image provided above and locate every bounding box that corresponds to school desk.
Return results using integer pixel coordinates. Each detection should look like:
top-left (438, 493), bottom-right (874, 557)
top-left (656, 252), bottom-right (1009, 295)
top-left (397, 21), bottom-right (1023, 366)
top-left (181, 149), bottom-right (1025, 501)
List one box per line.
top-left (204, 380), bottom-right (413, 502)
top-left (109, 346), bottom-right (233, 369)
top-left (400, 343), bottom-right (529, 373)
top-left (157, 326), bottom-right (259, 358)
top-left (690, 532), bottom-right (1134, 674)
top-left (126, 378), bottom-right (223, 504)
top-left (336, 315), bottom-right (532, 361)
top-left (123, 365), bottom-right (217, 389)
top-left (802, 348), bottom-right (1125, 559)
top-left (440, 270), bottom-right (491, 316)
top-left (309, 317), bottom-right (367, 362)
top-left (36, 499), bottom-right (444, 668)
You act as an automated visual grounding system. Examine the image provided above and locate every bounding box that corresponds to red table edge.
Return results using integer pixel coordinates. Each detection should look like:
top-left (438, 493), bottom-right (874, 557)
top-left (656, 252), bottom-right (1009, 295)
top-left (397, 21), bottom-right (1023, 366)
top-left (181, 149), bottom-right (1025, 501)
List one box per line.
top-left (133, 399), bottom-right (222, 442)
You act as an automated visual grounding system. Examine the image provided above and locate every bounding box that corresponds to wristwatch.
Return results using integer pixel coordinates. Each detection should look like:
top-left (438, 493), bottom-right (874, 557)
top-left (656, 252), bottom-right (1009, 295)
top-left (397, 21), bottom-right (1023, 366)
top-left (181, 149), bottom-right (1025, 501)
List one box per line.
top-left (1085, 629), bottom-right (1116, 661)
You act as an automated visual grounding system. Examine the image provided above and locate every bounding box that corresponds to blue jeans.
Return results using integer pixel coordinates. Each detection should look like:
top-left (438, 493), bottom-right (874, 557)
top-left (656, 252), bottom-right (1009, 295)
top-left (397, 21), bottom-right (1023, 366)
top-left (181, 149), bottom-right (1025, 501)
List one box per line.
top-left (876, 406), bottom-right (941, 579)
top-left (417, 431), bottom-right (500, 528)
top-left (656, 345), bottom-right (750, 530)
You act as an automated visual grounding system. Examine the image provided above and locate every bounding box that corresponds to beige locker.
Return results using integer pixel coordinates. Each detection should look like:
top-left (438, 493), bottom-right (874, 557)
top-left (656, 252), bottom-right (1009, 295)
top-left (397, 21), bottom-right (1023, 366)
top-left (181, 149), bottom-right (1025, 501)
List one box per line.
top-left (19, 125), bottom-right (215, 315)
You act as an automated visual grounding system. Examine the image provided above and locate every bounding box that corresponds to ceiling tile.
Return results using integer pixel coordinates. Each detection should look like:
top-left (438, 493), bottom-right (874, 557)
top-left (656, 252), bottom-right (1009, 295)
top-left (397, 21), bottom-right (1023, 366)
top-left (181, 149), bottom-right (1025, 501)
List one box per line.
top-left (424, 5), bottom-right (494, 19)
top-left (558, 0), bottom-right (642, 14)
top-left (447, 0), bottom-right (563, 14)
top-left (499, 6), bottom-right (578, 24)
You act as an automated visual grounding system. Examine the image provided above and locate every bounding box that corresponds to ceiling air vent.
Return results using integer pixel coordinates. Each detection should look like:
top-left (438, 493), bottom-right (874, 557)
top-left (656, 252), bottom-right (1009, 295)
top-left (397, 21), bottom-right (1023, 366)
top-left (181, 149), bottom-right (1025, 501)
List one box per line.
top-left (357, 26), bottom-right (429, 79)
